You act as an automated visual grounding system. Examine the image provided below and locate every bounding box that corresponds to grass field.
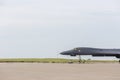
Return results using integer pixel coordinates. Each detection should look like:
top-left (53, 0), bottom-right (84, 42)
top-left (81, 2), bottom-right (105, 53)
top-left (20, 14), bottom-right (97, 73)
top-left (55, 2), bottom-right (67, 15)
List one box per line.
top-left (0, 58), bottom-right (118, 63)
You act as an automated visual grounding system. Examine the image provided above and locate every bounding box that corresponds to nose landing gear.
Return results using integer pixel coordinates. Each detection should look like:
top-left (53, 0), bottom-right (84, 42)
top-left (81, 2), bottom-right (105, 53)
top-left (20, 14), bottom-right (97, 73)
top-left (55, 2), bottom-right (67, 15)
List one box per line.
top-left (78, 55), bottom-right (82, 63)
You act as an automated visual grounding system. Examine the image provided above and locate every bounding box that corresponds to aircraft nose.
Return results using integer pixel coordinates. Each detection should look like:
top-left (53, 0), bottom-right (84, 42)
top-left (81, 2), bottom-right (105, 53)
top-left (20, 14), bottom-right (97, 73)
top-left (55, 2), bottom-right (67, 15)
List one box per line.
top-left (60, 51), bottom-right (67, 55)
top-left (60, 51), bottom-right (71, 55)
top-left (60, 52), bottom-right (65, 55)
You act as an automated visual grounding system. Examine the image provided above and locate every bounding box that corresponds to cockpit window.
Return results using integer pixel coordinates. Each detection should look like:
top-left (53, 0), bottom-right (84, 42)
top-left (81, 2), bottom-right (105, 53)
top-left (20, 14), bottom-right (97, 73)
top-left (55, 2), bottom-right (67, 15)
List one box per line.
top-left (74, 48), bottom-right (80, 50)
top-left (74, 48), bottom-right (81, 52)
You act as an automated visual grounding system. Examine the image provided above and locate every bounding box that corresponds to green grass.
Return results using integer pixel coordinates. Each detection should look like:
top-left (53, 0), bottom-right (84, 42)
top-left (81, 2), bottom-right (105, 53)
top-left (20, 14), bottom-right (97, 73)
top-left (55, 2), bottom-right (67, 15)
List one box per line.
top-left (0, 58), bottom-right (118, 63)
top-left (0, 58), bottom-right (69, 63)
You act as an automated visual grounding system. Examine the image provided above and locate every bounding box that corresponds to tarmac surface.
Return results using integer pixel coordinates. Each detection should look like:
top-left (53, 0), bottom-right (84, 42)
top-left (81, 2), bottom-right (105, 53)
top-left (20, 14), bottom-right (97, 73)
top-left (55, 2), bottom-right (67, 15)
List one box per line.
top-left (0, 63), bottom-right (120, 80)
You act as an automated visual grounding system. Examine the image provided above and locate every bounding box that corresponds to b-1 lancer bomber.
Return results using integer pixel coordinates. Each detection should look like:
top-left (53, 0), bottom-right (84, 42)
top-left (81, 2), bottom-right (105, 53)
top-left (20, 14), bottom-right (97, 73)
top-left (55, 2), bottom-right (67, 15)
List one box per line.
top-left (60, 47), bottom-right (120, 63)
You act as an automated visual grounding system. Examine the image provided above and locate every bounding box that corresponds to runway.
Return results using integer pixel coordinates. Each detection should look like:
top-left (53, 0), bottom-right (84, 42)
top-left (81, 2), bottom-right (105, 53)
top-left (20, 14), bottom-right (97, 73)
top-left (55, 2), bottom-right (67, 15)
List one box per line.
top-left (0, 63), bottom-right (120, 80)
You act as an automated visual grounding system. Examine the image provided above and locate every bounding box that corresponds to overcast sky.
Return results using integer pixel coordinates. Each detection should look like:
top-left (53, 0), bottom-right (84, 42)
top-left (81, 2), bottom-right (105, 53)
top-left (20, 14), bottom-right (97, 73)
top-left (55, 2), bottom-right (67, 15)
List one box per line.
top-left (0, 0), bottom-right (120, 59)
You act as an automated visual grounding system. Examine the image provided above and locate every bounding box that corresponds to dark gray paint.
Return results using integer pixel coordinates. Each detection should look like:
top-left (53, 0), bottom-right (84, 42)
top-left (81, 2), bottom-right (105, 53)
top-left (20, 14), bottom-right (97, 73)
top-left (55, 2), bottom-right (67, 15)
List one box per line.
top-left (60, 47), bottom-right (120, 58)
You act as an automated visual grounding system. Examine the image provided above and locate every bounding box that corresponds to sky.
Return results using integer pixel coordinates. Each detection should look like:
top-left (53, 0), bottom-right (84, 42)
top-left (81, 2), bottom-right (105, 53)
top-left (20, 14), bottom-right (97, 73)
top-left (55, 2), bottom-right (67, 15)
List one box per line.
top-left (0, 0), bottom-right (120, 59)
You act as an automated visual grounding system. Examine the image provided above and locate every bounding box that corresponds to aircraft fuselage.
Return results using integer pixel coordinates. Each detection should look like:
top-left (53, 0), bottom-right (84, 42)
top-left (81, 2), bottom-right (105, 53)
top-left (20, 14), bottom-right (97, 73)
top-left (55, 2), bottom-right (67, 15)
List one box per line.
top-left (60, 47), bottom-right (120, 58)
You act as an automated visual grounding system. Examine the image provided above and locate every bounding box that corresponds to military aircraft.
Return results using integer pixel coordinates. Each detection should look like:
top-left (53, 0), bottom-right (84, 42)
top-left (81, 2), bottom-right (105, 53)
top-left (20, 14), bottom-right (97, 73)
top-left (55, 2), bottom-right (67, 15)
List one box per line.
top-left (60, 47), bottom-right (120, 63)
